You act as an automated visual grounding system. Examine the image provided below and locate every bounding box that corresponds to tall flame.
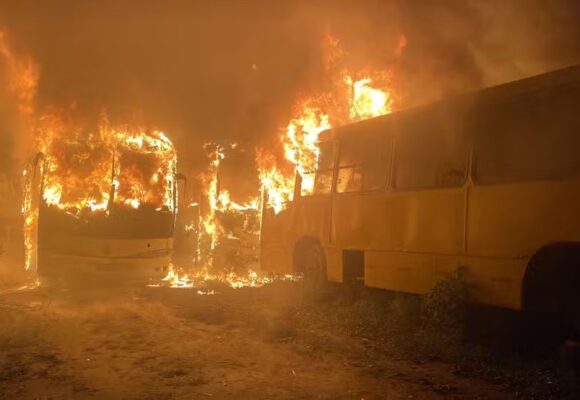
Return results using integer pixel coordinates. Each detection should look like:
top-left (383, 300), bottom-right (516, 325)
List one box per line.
top-left (256, 32), bottom-right (401, 214)
top-left (0, 30), bottom-right (40, 271)
top-left (283, 99), bottom-right (332, 195)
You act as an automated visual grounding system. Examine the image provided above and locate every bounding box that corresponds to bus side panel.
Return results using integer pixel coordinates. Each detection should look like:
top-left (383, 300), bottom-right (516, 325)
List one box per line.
top-left (291, 197), bottom-right (333, 246)
top-left (261, 207), bottom-right (294, 245)
top-left (365, 251), bottom-right (525, 309)
top-left (260, 205), bottom-right (295, 274)
top-left (261, 196), bottom-right (332, 274)
top-left (365, 250), bottom-right (437, 294)
top-left (468, 180), bottom-right (580, 258)
top-left (332, 193), bottom-right (387, 249)
top-left (383, 188), bottom-right (466, 254)
top-left (40, 235), bottom-right (173, 259)
top-left (465, 256), bottom-right (526, 309)
top-left (324, 246), bottom-right (342, 282)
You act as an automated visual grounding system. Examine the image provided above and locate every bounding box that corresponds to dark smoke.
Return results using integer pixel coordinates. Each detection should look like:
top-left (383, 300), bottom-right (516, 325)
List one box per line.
top-left (0, 0), bottom-right (579, 176)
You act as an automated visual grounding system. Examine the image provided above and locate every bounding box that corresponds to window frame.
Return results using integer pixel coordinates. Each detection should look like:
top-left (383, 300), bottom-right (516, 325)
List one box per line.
top-left (299, 140), bottom-right (336, 198)
top-left (335, 137), bottom-right (392, 195)
top-left (471, 90), bottom-right (580, 186)
top-left (391, 129), bottom-right (469, 192)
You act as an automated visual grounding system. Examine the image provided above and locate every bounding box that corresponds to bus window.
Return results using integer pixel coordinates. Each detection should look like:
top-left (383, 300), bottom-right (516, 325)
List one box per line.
top-left (302, 140), bottom-right (334, 196)
top-left (337, 139), bottom-right (388, 193)
top-left (337, 141), bottom-right (362, 193)
top-left (313, 170), bottom-right (333, 194)
top-left (337, 166), bottom-right (363, 193)
top-left (475, 91), bottom-right (580, 184)
top-left (363, 140), bottom-right (391, 191)
top-left (318, 141), bottom-right (335, 170)
top-left (395, 123), bottom-right (467, 189)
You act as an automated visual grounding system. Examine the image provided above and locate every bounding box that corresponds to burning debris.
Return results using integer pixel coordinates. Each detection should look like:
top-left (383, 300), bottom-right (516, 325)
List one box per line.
top-left (152, 263), bottom-right (300, 292)
top-left (198, 142), bottom-right (260, 265)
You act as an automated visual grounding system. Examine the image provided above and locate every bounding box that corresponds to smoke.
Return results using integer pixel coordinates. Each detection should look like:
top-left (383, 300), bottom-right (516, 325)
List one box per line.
top-left (0, 30), bottom-right (39, 172)
top-left (0, 0), bottom-right (579, 176)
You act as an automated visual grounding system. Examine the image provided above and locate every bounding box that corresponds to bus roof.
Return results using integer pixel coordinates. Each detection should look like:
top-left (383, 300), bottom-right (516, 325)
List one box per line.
top-left (320, 63), bottom-right (580, 142)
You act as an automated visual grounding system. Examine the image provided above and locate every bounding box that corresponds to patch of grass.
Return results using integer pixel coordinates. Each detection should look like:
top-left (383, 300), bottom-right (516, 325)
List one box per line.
top-left (0, 312), bottom-right (62, 383)
top-left (294, 273), bottom-right (580, 399)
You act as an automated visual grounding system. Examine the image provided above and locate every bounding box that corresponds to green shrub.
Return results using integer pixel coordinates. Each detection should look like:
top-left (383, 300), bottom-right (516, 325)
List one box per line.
top-left (417, 268), bottom-right (470, 359)
top-left (422, 268), bottom-right (469, 328)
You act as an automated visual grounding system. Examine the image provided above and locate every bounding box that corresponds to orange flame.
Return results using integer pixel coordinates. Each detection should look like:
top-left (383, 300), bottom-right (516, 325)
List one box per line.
top-left (0, 30), bottom-right (40, 271)
top-left (35, 114), bottom-right (176, 215)
top-left (256, 32), bottom-right (400, 214)
top-left (154, 263), bottom-right (299, 291)
top-left (198, 143), bottom-right (259, 265)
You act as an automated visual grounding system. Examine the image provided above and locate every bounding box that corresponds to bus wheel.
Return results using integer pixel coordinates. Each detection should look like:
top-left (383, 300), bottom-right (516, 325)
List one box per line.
top-left (523, 243), bottom-right (580, 344)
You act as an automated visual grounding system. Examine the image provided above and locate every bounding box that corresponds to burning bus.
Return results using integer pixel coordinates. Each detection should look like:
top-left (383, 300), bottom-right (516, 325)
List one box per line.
top-left (23, 121), bottom-right (181, 284)
top-left (260, 64), bottom-right (580, 325)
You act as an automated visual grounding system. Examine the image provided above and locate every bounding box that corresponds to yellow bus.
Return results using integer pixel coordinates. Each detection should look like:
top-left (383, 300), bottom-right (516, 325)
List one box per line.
top-left (260, 64), bottom-right (580, 323)
top-left (28, 138), bottom-right (185, 284)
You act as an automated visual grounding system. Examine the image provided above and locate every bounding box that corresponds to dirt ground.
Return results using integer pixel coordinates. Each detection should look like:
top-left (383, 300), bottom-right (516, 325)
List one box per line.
top-left (0, 280), bottom-right (513, 400)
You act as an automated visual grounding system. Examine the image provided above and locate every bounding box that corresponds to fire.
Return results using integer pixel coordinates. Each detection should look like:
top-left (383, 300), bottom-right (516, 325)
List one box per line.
top-left (256, 150), bottom-right (294, 214)
top-left (154, 263), bottom-right (299, 291)
top-left (283, 99), bottom-right (332, 195)
top-left (0, 30), bottom-right (40, 271)
top-left (346, 75), bottom-right (393, 121)
top-left (256, 32), bottom-right (401, 214)
top-left (35, 114), bottom-right (176, 215)
top-left (198, 143), bottom-right (259, 265)
top-left (21, 167), bottom-right (38, 270)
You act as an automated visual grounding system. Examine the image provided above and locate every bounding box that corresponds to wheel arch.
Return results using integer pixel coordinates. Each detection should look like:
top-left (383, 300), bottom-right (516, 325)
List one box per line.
top-left (522, 241), bottom-right (580, 315)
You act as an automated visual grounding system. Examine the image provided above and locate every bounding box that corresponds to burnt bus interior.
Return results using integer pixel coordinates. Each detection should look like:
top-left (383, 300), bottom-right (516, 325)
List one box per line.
top-left (39, 201), bottom-right (176, 240)
top-left (33, 151), bottom-right (182, 279)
